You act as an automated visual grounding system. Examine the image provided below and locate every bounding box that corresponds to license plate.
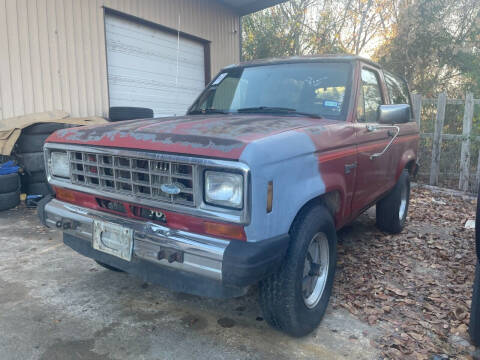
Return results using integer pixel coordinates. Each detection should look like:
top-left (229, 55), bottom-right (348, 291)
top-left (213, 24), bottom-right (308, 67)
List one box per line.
top-left (92, 220), bottom-right (134, 261)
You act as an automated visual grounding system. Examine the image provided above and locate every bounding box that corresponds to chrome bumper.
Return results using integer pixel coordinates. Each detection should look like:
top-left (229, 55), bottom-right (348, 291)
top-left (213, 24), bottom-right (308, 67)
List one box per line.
top-left (43, 199), bottom-right (229, 280)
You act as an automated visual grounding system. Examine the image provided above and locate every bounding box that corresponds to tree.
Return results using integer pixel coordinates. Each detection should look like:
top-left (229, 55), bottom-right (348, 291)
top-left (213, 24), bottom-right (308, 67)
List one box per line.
top-left (373, 0), bottom-right (480, 96)
top-left (242, 0), bottom-right (395, 60)
top-left (242, 0), bottom-right (480, 95)
top-left (242, 0), bottom-right (314, 61)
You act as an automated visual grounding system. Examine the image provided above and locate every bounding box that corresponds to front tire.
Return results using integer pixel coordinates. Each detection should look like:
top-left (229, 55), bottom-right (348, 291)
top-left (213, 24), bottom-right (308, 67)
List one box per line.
top-left (259, 205), bottom-right (337, 337)
top-left (376, 169), bottom-right (410, 234)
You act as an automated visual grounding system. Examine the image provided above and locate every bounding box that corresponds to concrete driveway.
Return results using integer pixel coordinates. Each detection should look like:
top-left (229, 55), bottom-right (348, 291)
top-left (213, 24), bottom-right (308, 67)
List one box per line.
top-left (0, 205), bottom-right (379, 360)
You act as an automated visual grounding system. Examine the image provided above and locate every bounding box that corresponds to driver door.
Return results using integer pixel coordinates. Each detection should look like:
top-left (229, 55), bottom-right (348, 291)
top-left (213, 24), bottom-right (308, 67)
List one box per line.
top-left (352, 66), bottom-right (395, 214)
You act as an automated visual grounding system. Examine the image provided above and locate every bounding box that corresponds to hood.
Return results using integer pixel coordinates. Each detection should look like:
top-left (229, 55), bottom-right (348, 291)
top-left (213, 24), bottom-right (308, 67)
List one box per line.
top-left (47, 114), bottom-right (330, 159)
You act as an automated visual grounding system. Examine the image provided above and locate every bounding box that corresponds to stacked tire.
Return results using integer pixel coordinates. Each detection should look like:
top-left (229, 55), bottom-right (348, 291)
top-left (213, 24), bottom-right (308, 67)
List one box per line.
top-left (0, 169), bottom-right (20, 212)
top-left (109, 107), bottom-right (154, 122)
top-left (15, 122), bottom-right (73, 195)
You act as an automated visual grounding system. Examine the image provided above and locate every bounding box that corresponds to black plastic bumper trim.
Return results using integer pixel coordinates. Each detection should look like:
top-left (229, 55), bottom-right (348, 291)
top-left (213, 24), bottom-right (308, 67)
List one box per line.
top-left (222, 234), bottom-right (290, 287)
top-left (37, 195), bottom-right (53, 226)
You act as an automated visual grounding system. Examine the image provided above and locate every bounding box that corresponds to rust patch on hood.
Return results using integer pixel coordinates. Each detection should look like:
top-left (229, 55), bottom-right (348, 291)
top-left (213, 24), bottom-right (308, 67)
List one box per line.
top-left (47, 114), bottom-right (327, 159)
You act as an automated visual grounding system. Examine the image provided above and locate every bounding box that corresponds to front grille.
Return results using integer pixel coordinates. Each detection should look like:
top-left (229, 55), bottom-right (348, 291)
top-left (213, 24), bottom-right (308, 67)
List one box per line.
top-left (68, 151), bottom-right (195, 206)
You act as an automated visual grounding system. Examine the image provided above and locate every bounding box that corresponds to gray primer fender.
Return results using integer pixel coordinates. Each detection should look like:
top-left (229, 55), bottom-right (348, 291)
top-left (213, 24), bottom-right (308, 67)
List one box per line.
top-left (239, 130), bottom-right (325, 241)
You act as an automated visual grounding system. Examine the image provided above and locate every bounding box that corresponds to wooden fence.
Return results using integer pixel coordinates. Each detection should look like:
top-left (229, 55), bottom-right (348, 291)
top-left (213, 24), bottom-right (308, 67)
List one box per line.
top-left (412, 92), bottom-right (480, 194)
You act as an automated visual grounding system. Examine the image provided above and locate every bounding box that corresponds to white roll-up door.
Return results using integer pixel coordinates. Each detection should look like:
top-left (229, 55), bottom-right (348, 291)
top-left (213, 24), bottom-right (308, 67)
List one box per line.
top-left (105, 14), bottom-right (206, 117)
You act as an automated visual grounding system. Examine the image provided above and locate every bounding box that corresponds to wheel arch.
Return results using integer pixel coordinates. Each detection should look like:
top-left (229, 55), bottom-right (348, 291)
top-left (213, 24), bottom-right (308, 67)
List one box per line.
top-left (288, 190), bottom-right (341, 234)
top-left (396, 149), bottom-right (417, 180)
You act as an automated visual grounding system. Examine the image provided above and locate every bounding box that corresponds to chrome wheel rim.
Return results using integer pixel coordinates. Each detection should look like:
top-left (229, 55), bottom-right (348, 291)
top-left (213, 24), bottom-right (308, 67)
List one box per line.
top-left (399, 184), bottom-right (407, 220)
top-left (302, 232), bottom-right (329, 309)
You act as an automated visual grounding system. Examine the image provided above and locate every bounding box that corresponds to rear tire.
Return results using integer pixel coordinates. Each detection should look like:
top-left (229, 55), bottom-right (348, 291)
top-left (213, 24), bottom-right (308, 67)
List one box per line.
top-left (0, 190), bottom-right (20, 211)
top-left (259, 204), bottom-right (337, 337)
top-left (376, 169), bottom-right (410, 234)
top-left (95, 260), bottom-right (125, 272)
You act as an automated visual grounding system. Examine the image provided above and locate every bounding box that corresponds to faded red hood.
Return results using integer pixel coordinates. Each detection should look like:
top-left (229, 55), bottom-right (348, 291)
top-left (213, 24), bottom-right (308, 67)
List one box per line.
top-left (47, 114), bottom-right (327, 159)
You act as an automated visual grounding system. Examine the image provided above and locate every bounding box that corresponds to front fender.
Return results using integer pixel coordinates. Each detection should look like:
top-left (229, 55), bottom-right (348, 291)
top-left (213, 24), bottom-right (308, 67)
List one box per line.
top-left (240, 131), bottom-right (326, 241)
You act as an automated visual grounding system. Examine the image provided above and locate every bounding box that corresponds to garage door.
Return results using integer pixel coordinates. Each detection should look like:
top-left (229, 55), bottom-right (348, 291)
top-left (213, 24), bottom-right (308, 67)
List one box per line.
top-left (105, 14), bottom-right (206, 117)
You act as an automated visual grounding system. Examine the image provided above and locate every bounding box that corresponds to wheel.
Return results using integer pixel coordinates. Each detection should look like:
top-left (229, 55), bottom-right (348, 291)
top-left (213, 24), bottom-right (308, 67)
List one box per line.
top-left (95, 260), bottom-right (125, 272)
top-left (22, 122), bottom-right (73, 135)
top-left (16, 152), bottom-right (45, 172)
top-left (109, 107), bottom-right (154, 122)
top-left (0, 190), bottom-right (20, 211)
top-left (0, 172), bottom-right (20, 193)
top-left (376, 169), bottom-right (410, 234)
top-left (23, 181), bottom-right (53, 195)
top-left (16, 133), bottom-right (50, 153)
top-left (259, 204), bottom-right (337, 337)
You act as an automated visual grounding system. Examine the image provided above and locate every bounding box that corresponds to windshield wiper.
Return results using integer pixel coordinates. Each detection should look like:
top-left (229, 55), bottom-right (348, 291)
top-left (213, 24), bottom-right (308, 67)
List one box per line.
top-left (237, 106), bottom-right (322, 119)
top-left (189, 108), bottom-right (230, 115)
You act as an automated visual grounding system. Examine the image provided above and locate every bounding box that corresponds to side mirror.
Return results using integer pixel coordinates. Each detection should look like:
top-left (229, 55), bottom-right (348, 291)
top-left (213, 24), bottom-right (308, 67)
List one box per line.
top-left (377, 104), bottom-right (410, 124)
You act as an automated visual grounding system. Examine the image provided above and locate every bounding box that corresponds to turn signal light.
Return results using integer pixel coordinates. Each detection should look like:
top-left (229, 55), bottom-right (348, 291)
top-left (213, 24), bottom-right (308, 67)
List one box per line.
top-left (267, 181), bottom-right (273, 213)
top-left (204, 222), bottom-right (246, 241)
top-left (54, 187), bottom-right (76, 203)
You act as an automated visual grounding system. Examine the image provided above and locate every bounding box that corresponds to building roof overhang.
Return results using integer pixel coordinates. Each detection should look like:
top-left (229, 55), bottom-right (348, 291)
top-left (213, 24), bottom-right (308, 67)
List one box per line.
top-left (217, 0), bottom-right (288, 15)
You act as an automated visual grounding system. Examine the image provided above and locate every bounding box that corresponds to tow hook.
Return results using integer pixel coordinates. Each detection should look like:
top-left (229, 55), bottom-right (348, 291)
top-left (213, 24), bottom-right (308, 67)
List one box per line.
top-left (157, 248), bottom-right (184, 263)
top-left (55, 219), bottom-right (78, 230)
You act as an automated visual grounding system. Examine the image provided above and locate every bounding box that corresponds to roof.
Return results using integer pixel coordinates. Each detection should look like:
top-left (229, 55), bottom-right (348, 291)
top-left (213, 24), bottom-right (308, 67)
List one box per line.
top-left (224, 54), bottom-right (381, 69)
top-left (217, 0), bottom-right (288, 15)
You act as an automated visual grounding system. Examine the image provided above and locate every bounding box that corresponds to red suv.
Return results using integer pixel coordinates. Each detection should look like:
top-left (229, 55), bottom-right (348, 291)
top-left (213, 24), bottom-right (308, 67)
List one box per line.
top-left (39, 55), bottom-right (419, 336)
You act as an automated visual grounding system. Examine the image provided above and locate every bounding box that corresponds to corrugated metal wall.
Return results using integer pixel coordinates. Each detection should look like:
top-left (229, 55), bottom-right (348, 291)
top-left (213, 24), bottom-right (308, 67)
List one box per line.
top-left (0, 0), bottom-right (240, 120)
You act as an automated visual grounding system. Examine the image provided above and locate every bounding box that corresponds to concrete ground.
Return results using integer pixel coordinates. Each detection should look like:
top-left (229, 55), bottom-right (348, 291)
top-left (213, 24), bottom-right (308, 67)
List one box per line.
top-left (0, 204), bottom-right (380, 360)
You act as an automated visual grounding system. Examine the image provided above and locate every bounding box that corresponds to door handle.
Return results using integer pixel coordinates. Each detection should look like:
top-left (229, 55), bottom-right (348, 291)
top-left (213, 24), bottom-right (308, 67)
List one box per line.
top-left (366, 124), bottom-right (400, 160)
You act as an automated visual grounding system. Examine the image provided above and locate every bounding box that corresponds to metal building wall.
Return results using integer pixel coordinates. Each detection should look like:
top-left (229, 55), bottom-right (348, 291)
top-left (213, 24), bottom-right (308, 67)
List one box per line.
top-left (0, 0), bottom-right (240, 120)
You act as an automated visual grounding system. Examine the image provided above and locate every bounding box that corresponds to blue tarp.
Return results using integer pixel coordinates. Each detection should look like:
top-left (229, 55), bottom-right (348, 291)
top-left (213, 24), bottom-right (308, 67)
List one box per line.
top-left (0, 161), bottom-right (20, 175)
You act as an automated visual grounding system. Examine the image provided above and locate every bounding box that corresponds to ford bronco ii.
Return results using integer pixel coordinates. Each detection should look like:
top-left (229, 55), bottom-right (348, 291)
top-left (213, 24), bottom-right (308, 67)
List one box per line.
top-left (38, 55), bottom-right (419, 336)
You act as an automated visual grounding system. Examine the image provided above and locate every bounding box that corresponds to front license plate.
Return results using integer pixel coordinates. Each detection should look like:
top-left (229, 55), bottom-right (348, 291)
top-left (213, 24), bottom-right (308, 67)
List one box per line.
top-left (92, 220), bottom-right (134, 261)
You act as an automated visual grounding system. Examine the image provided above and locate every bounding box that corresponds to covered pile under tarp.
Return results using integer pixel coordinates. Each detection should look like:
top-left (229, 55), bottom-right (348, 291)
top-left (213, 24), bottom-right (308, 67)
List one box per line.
top-left (0, 110), bottom-right (107, 155)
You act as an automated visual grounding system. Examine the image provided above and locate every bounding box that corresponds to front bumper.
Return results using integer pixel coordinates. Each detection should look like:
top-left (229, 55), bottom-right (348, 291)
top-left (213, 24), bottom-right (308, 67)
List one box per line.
top-left (38, 198), bottom-right (289, 298)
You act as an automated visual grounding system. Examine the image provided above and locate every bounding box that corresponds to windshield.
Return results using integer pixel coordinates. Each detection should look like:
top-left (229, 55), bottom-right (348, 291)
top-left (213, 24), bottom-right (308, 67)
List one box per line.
top-left (188, 62), bottom-right (353, 120)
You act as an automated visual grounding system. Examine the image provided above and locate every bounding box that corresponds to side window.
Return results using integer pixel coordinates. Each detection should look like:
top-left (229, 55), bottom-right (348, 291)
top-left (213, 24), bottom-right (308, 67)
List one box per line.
top-left (385, 73), bottom-right (409, 105)
top-left (385, 73), bottom-right (412, 120)
top-left (357, 69), bottom-right (383, 123)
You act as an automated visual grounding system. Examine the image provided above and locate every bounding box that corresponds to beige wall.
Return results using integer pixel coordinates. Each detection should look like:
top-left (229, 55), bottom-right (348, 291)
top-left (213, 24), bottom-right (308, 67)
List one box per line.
top-left (0, 0), bottom-right (240, 120)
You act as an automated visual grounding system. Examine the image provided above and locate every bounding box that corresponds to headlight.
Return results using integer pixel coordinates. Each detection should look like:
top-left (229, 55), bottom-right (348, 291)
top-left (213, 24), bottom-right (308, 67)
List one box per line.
top-left (50, 151), bottom-right (69, 178)
top-left (205, 171), bottom-right (243, 209)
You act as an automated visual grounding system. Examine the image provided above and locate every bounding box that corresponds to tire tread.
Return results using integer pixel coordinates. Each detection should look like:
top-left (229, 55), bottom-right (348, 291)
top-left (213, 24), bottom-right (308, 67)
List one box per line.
top-left (259, 204), bottom-right (337, 337)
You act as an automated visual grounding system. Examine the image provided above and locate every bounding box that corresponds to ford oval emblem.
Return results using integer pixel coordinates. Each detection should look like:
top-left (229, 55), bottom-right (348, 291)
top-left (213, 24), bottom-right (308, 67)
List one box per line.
top-left (160, 183), bottom-right (181, 195)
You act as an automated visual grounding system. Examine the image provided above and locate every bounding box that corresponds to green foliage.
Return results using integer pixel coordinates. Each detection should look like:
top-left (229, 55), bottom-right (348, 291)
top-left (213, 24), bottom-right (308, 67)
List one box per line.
top-left (242, 0), bottom-right (480, 97)
top-left (373, 0), bottom-right (480, 96)
top-left (242, 0), bottom-right (314, 61)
